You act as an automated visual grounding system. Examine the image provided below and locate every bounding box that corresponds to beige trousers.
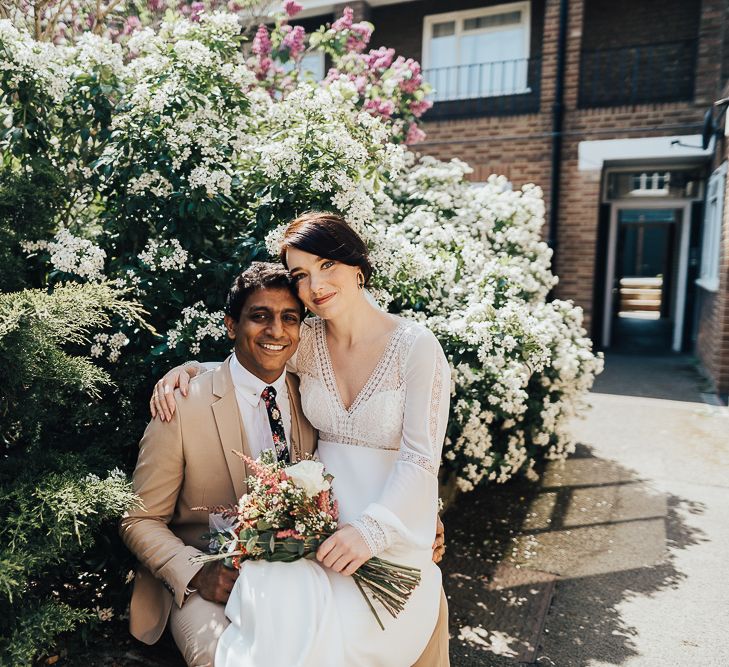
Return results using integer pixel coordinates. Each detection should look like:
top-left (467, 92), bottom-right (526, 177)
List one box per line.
top-left (169, 594), bottom-right (229, 667)
top-left (170, 587), bottom-right (449, 667)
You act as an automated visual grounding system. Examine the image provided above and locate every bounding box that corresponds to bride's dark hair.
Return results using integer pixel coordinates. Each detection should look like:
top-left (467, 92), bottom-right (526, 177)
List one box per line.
top-left (279, 211), bottom-right (373, 286)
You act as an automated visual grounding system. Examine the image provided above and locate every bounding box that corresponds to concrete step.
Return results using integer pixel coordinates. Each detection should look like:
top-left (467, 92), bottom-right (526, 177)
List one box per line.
top-left (619, 299), bottom-right (661, 310)
top-left (619, 277), bottom-right (663, 288)
top-left (620, 288), bottom-right (663, 299)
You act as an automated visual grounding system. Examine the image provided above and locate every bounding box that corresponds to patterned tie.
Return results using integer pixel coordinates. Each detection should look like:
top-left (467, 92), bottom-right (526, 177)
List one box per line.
top-left (261, 385), bottom-right (290, 464)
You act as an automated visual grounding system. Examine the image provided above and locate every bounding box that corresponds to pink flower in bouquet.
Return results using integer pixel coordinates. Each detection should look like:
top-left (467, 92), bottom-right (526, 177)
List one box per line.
top-left (405, 122), bottom-right (427, 145)
top-left (147, 0), bottom-right (166, 12)
top-left (253, 24), bottom-right (272, 57)
top-left (283, 0), bottom-right (303, 17)
top-left (364, 97), bottom-right (396, 118)
top-left (409, 98), bottom-right (433, 117)
top-left (228, 1), bottom-right (245, 11)
top-left (332, 7), bottom-right (353, 31)
top-left (276, 529), bottom-right (305, 540)
top-left (366, 47), bottom-right (395, 71)
top-left (282, 25), bottom-right (306, 60)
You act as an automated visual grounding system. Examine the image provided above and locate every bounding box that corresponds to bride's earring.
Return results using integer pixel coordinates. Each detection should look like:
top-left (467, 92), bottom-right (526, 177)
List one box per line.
top-left (357, 273), bottom-right (364, 289)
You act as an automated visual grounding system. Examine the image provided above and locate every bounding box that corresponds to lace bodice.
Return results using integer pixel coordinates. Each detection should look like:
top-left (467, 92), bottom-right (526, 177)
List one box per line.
top-left (296, 318), bottom-right (412, 449)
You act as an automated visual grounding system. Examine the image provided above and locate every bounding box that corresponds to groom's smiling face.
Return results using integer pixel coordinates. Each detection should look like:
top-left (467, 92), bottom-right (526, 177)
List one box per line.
top-left (224, 287), bottom-right (302, 384)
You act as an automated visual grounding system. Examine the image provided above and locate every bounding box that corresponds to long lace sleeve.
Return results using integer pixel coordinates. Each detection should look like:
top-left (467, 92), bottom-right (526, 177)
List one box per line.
top-left (350, 327), bottom-right (451, 556)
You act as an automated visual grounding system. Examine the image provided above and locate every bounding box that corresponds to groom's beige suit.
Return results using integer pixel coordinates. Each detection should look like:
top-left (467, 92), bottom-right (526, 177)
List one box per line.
top-left (121, 356), bottom-right (449, 666)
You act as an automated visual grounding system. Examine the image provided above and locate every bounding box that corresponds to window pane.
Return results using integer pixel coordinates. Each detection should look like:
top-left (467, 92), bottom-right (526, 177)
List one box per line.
top-left (428, 34), bottom-right (459, 99)
top-left (300, 52), bottom-right (325, 80)
top-left (463, 11), bottom-right (522, 31)
top-left (432, 21), bottom-right (455, 38)
top-left (459, 27), bottom-right (527, 96)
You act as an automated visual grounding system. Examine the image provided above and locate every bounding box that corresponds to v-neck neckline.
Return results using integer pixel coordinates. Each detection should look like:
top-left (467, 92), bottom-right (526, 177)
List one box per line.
top-left (317, 318), bottom-right (405, 415)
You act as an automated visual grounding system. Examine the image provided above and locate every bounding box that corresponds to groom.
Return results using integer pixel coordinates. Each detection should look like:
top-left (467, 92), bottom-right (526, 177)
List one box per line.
top-left (120, 262), bottom-right (449, 666)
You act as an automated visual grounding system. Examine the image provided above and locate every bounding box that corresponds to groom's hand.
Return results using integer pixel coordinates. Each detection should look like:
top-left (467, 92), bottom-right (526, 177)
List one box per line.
top-left (432, 515), bottom-right (445, 563)
top-left (189, 561), bottom-right (239, 605)
top-left (316, 525), bottom-right (370, 577)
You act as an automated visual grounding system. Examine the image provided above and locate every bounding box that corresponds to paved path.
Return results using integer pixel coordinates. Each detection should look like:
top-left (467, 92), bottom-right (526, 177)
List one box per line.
top-left (443, 353), bottom-right (729, 666)
top-left (82, 353), bottom-right (728, 666)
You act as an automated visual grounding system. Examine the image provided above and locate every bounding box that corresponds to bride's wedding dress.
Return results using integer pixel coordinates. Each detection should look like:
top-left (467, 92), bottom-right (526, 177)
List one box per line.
top-left (215, 317), bottom-right (451, 667)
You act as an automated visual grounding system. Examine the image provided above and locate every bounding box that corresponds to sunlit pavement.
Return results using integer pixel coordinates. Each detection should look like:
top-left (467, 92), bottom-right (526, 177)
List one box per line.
top-left (443, 353), bottom-right (729, 667)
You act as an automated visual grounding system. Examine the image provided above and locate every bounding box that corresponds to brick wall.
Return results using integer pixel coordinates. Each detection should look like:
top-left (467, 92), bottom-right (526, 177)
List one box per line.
top-left (696, 75), bottom-right (729, 398)
top-left (581, 0), bottom-right (701, 50)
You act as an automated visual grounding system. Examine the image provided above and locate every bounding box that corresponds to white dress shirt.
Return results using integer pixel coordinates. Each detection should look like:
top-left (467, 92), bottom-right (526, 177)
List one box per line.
top-left (229, 354), bottom-right (292, 460)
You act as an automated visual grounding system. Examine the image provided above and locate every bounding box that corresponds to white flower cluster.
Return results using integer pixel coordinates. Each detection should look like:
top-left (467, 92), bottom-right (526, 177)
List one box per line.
top-left (355, 154), bottom-right (603, 491)
top-left (0, 20), bottom-right (69, 105)
top-left (22, 229), bottom-right (106, 282)
top-left (103, 14), bottom-right (258, 201)
top-left (90, 332), bottom-right (129, 363)
top-left (138, 238), bottom-right (189, 272)
top-left (166, 302), bottom-right (227, 356)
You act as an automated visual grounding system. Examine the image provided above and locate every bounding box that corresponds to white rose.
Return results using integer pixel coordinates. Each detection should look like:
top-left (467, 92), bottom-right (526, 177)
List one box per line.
top-left (285, 460), bottom-right (330, 498)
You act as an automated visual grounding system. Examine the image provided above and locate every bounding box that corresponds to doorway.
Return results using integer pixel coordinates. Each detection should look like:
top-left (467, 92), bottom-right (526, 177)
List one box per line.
top-left (602, 203), bottom-right (691, 353)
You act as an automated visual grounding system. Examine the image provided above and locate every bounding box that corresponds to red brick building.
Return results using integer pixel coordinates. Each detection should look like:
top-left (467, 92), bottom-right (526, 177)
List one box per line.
top-left (298, 0), bottom-right (729, 400)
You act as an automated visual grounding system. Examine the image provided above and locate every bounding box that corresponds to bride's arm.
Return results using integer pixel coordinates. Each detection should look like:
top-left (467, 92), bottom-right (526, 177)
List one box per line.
top-left (317, 327), bottom-right (451, 575)
top-left (350, 327), bottom-right (450, 555)
top-left (150, 360), bottom-right (222, 421)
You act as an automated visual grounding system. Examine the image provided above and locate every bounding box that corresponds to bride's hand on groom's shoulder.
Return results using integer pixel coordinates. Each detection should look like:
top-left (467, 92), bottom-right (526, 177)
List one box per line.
top-left (316, 525), bottom-right (370, 577)
top-left (150, 362), bottom-right (201, 421)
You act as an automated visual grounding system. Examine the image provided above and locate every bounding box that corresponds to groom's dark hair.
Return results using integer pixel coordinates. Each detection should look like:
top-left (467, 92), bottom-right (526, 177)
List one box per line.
top-left (225, 262), bottom-right (305, 322)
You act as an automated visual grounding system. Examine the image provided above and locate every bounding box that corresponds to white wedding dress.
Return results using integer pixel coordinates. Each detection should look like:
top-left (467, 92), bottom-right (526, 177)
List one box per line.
top-left (215, 316), bottom-right (451, 667)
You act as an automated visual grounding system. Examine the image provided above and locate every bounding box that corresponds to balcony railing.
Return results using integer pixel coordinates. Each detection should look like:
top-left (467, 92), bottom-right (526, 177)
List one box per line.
top-left (579, 39), bottom-right (697, 108)
top-left (423, 57), bottom-right (542, 119)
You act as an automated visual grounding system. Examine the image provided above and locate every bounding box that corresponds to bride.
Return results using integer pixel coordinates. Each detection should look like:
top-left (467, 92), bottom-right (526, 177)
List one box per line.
top-left (152, 212), bottom-right (451, 666)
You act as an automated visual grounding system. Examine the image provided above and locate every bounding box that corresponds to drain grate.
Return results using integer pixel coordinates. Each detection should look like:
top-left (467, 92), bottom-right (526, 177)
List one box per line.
top-left (447, 562), bottom-right (557, 665)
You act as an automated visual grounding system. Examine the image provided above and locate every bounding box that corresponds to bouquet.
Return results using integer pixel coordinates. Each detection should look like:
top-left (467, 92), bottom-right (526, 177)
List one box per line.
top-left (194, 450), bottom-right (421, 630)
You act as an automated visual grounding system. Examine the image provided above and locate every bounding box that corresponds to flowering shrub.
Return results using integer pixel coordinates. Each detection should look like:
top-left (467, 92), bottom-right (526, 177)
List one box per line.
top-left (3, 7), bottom-right (602, 490)
top-left (1, 6), bottom-right (602, 658)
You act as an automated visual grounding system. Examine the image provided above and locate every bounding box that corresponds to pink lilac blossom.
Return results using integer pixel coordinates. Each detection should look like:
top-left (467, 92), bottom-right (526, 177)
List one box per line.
top-left (408, 99), bottom-right (433, 117)
top-left (282, 25), bottom-right (306, 59)
top-left (364, 97), bottom-right (396, 118)
top-left (147, 0), bottom-right (165, 11)
top-left (405, 122), bottom-right (427, 145)
top-left (122, 16), bottom-right (142, 36)
top-left (352, 74), bottom-right (368, 94)
top-left (283, 0), bottom-right (303, 17)
top-left (394, 57), bottom-right (423, 94)
top-left (332, 7), bottom-right (353, 31)
top-left (366, 47), bottom-right (395, 70)
top-left (252, 25), bottom-right (272, 57)
top-left (346, 23), bottom-right (372, 52)
top-left (190, 2), bottom-right (206, 21)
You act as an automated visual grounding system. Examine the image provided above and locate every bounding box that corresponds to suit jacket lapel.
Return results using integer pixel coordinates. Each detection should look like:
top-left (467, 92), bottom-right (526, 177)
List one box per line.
top-left (212, 356), bottom-right (250, 500)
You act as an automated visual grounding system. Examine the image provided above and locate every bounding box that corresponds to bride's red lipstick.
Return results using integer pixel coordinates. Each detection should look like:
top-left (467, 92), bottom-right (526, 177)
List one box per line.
top-left (313, 292), bottom-right (335, 306)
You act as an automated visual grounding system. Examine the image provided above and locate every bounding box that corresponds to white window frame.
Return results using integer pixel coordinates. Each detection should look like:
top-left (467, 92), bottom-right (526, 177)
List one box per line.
top-left (697, 161), bottom-right (727, 292)
top-left (422, 1), bottom-right (531, 100)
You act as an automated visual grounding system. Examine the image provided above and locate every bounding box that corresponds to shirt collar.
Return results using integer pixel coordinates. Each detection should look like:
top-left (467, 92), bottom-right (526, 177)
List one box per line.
top-left (230, 354), bottom-right (287, 407)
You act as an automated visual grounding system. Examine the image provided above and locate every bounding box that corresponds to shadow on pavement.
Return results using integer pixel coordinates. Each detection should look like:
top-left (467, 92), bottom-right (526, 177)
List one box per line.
top-left (590, 353), bottom-right (713, 404)
top-left (441, 444), bottom-right (707, 667)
